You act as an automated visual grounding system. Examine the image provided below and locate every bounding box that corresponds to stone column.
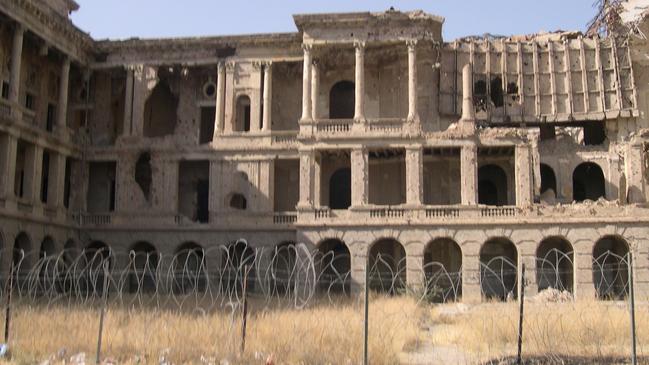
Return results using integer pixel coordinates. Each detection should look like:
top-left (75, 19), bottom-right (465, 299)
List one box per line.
top-left (461, 144), bottom-right (478, 205)
top-left (405, 145), bottom-right (423, 206)
top-left (224, 62), bottom-right (236, 133)
top-left (0, 134), bottom-right (17, 202)
top-left (122, 67), bottom-right (134, 136)
top-left (625, 143), bottom-right (646, 203)
top-left (56, 57), bottom-right (71, 131)
top-left (300, 45), bottom-right (313, 122)
top-left (462, 242), bottom-right (483, 303)
top-left (311, 60), bottom-right (319, 120)
top-left (297, 150), bottom-right (315, 210)
top-left (250, 62), bottom-right (263, 132)
top-left (351, 148), bottom-right (369, 207)
top-left (130, 65), bottom-right (146, 137)
top-left (9, 24), bottom-right (24, 119)
top-left (460, 64), bottom-right (476, 134)
top-left (26, 145), bottom-right (43, 204)
top-left (214, 62), bottom-right (226, 137)
top-left (354, 41), bottom-right (366, 121)
top-left (407, 40), bottom-right (419, 123)
top-left (262, 62), bottom-right (272, 132)
top-left (515, 144), bottom-right (533, 207)
top-left (49, 153), bottom-right (67, 211)
top-left (313, 153), bottom-right (321, 207)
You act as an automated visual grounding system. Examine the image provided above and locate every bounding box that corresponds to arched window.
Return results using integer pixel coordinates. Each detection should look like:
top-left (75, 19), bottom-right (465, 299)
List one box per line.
top-left (235, 95), bottom-right (251, 132)
top-left (540, 164), bottom-right (557, 196)
top-left (573, 162), bottom-right (606, 202)
top-left (478, 164), bottom-right (508, 206)
top-left (593, 236), bottom-right (629, 300)
top-left (173, 242), bottom-right (206, 293)
top-left (128, 241), bottom-right (159, 294)
top-left (143, 80), bottom-right (178, 137)
top-left (317, 239), bottom-right (351, 293)
top-left (537, 237), bottom-right (573, 292)
top-left (368, 238), bottom-right (406, 294)
top-left (229, 193), bottom-right (247, 210)
top-left (329, 168), bottom-right (351, 209)
top-left (329, 81), bottom-right (355, 119)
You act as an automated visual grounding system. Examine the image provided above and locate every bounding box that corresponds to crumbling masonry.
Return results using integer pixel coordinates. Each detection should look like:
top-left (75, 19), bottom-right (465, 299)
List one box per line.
top-left (2, 0), bottom-right (649, 301)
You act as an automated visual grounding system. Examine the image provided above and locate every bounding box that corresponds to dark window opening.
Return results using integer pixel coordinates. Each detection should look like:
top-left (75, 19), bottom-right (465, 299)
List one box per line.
top-left (229, 193), bottom-right (247, 210)
top-left (1, 82), bottom-right (9, 99)
top-left (478, 164), bottom-right (508, 206)
top-left (573, 162), bottom-right (606, 202)
top-left (109, 179), bottom-right (116, 211)
top-left (46, 104), bottom-right (55, 132)
top-left (329, 81), bottom-right (355, 119)
top-left (25, 93), bottom-right (35, 110)
top-left (63, 158), bottom-right (71, 209)
top-left (196, 179), bottom-right (209, 223)
top-left (134, 153), bottom-right (152, 201)
top-left (583, 122), bottom-right (607, 146)
top-left (540, 164), bottom-right (557, 195)
top-left (490, 76), bottom-right (504, 107)
top-left (506, 82), bottom-right (519, 95)
top-left (199, 107), bottom-right (215, 144)
top-left (143, 79), bottom-right (178, 138)
top-left (473, 79), bottom-right (487, 111)
top-left (539, 125), bottom-right (556, 141)
top-left (40, 151), bottom-right (50, 203)
top-left (329, 168), bottom-right (351, 209)
top-left (235, 95), bottom-right (251, 132)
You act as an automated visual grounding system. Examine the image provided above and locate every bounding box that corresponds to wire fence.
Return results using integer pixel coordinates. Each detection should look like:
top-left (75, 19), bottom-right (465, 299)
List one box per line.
top-left (0, 241), bottom-right (645, 364)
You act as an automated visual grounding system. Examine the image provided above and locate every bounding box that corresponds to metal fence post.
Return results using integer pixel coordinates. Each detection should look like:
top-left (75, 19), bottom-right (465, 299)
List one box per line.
top-left (240, 264), bottom-right (249, 355)
top-left (363, 254), bottom-right (369, 365)
top-left (96, 260), bottom-right (109, 364)
top-left (4, 262), bottom-right (14, 344)
top-left (517, 263), bottom-right (526, 365)
top-left (629, 253), bottom-right (637, 365)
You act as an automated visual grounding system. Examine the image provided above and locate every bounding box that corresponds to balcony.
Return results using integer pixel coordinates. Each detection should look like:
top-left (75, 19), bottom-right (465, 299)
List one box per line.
top-left (300, 118), bottom-right (412, 139)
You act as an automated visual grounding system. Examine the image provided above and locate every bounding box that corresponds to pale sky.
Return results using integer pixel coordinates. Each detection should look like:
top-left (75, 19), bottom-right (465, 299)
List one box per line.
top-left (71, 1), bottom-right (597, 41)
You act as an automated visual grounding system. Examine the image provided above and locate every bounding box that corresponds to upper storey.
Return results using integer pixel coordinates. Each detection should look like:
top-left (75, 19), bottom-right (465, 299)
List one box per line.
top-left (294, 10), bottom-right (444, 45)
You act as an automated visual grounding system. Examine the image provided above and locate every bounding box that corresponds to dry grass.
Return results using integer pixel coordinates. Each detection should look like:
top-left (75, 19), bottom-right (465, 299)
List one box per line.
top-left (429, 300), bottom-right (649, 362)
top-left (0, 294), bottom-right (423, 364)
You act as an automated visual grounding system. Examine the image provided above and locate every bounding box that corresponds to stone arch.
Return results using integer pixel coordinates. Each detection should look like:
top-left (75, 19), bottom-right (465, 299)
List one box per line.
top-left (423, 238), bottom-right (462, 302)
top-left (536, 236), bottom-right (573, 293)
top-left (234, 95), bottom-right (251, 132)
top-left (39, 236), bottom-right (56, 259)
top-left (329, 80), bottom-right (355, 119)
top-left (63, 239), bottom-right (78, 267)
top-left (540, 163), bottom-right (557, 197)
top-left (13, 232), bottom-right (32, 284)
top-left (317, 238), bottom-right (351, 293)
top-left (329, 168), bottom-right (351, 209)
top-left (143, 79), bottom-right (178, 137)
top-left (368, 238), bottom-right (406, 294)
top-left (222, 240), bottom-right (256, 293)
top-left (228, 193), bottom-right (247, 210)
top-left (172, 242), bottom-right (206, 293)
top-left (128, 241), bottom-right (159, 294)
top-left (480, 237), bottom-right (518, 301)
top-left (82, 241), bottom-right (112, 295)
top-left (478, 164), bottom-right (508, 206)
top-left (573, 162), bottom-right (606, 202)
top-left (271, 241), bottom-right (298, 294)
top-left (593, 235), bottom-right (629, 300)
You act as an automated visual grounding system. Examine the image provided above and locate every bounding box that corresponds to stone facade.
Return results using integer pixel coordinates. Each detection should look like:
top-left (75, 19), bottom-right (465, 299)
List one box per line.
top-left (1, 3), bottom-right (649, 302)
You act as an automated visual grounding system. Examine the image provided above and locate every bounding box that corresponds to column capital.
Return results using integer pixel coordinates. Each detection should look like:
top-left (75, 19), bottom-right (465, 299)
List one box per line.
top-left (264, 60), bottom-right (273, 68)
top-left (406, 39), bottom-right (418, 50)
top-left (225, 61), bottom-right (236, 71)
top-left (252, 61), bottom-right (263, 71)
top-left (302, 43), bottom-right (313, 53)
top-left (353, 41), bottom-right (366, 51)
top-left (217, 61), bottom-right (226, 72)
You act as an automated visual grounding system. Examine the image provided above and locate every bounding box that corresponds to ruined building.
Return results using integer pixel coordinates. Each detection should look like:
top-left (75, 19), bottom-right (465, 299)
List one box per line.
top-left (1, 0), bottom-right (649, 301)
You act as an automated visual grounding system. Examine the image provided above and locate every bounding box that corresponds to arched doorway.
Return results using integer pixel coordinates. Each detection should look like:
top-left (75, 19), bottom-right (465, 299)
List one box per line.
top-left (536, 237), bottom-right (573, 293)
top-left (573, 162), bottom-right (605, 202)
top-left (222, 240), bottom-right (256, 294)
top-left (235, 95), bottom-right (251, 132)
top-left (82, 241), bottom-right (111, 295)
top-left (271, 242), bottom-right (297, 295)
top-left (13, 232), bottom-right (31, 288)
top-left (478, 164), bottom-right (508, 206)
top-left (128, 242), bottom-right (159, 294)
top-left (540, 164), bottom-right (557, 197)
top-left (329, 81), bottom-right (355, 119)
top-left (329, 168), bottom-right (351, 209)
top-left (424, 238), bottom-right (462, 302)
top-left (368, 238), bottom-right (406, 294)
top-left (593, 236), bottom-right (629, 299)
top-left (317, 239), bottom-right (351, 294)
top-left (480, 238), bottom-right (518, 300)
top-left (38, 237), bottom-right (57, 294)
top-left (172, 242), bottom-right (206, 294)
